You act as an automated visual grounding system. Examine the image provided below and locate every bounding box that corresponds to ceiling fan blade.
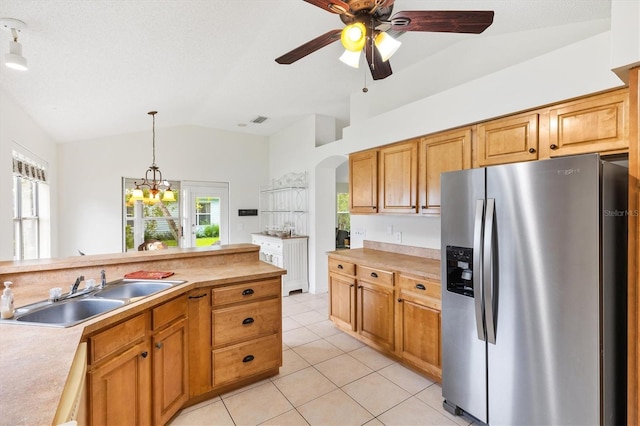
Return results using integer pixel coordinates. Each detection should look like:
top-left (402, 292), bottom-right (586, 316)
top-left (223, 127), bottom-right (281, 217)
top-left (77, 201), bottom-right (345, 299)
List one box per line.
top-left (365, 40), bottom-right (392, 80)
top-left (275, 29), bottom-right (342, 64)
top-left (303, 0), bottom-right (350, 14)
top-left (390, 10), bottom-right (494, 34)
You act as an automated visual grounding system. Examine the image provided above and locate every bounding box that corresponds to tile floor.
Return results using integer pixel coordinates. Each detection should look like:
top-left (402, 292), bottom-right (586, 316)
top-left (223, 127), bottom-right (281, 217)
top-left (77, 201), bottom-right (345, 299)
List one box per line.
top-left (169, 291), bottom-right (477, 426)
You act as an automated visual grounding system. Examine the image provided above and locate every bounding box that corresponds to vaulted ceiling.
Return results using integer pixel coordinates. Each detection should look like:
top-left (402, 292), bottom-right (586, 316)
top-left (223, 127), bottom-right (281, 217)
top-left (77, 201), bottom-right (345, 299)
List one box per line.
top-left (0, 0), bottom-right (611, 142)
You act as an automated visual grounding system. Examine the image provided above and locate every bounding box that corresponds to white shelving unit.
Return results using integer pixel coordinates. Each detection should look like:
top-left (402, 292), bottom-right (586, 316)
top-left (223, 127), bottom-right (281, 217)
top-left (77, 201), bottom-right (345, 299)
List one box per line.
top-left (255, 171), bottom-right (309, 295)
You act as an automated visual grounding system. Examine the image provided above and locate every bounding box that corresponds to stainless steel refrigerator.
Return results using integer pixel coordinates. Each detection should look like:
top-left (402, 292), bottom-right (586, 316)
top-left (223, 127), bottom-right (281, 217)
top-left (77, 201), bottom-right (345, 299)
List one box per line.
top-left (440, 153), bottom-right (627, 425)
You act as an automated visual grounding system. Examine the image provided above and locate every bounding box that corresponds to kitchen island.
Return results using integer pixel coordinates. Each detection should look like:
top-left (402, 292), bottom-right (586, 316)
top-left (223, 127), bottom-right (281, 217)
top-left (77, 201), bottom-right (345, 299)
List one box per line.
top-left (0, 244), bottom-right (285, 425)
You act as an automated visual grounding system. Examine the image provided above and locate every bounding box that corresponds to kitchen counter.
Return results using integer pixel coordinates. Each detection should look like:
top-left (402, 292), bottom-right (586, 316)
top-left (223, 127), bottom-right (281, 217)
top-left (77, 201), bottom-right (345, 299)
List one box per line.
top-left (0, 245), bottom-right (285, 426)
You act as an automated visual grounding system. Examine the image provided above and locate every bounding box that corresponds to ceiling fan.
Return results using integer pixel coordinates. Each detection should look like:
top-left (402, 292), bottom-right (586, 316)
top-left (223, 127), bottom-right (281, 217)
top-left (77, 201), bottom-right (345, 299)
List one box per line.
top-left (275, 0), bottom-right (494, 80)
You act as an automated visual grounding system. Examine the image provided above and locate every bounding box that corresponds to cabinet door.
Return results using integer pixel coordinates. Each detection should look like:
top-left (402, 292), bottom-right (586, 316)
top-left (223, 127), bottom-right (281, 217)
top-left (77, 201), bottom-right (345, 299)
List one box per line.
top-left (548, 89), bottom-right (628, 157)
top-left (329, 273), bottom-right (356, 331)
top-left (349, 150), bottom-right (378, 214)
top-left (475, 112), bottom-right (539, 167)
top-left (419, 128), bottom-right (471, 215)
top-left (153, 318), bottom-right (189, 425)
top-left (378, 141), bottom-right (418, 214)
top-left (187, 289), bottom-right (212, 397)
top-left (89, 341), bottom-right (152, 426)
top-left (397, 293), bottom-right (441, 381)
top-left (357, 281), bottom-right (395, 352)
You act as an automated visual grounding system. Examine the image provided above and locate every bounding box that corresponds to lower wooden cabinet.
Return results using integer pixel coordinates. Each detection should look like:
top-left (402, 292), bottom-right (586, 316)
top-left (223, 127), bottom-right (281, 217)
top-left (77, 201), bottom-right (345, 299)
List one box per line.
top-left (329, 271), bottom-right (356, 331)
top-left (357, 267), bottom-right (395, 353)
top-left (187, 288), bottom-right (212, 397)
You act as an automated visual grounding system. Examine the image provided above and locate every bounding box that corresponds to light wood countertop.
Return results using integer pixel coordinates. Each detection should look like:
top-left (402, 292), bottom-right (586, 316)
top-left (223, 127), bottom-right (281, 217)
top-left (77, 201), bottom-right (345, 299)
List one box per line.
top-left (0, 246), bottom-right (285, 426)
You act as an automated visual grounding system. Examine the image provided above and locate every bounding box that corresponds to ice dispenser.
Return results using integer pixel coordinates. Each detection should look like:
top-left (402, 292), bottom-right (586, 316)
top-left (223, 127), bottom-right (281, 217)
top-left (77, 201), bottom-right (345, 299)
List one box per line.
top-left (446, 246), bottom-right (474, 297)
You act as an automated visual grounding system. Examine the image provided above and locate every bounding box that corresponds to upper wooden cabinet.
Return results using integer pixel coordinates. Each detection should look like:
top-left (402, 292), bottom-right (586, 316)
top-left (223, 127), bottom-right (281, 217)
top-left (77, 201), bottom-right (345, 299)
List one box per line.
top-left (419, 127), bottom-right (471, 215)
top-left (349, 149), bottom-right (378, 214)
top-left (378, 141), bottom-right (419, 214)
top-left (546, 88), bottom-right (629, 157)
top-left (475, 111), bottom-right (540, 167)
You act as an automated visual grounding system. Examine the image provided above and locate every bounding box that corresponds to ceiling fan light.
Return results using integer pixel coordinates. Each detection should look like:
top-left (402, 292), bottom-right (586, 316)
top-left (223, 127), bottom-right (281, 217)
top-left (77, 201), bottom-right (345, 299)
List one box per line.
top-left (375, 32), bottom-right (401, 62)
top-left (5, 41), bottom-right (27, 71)
top-left (341, 22), bottom-right (366, 52)
top-left (339, 49), bottom-right (361, 68)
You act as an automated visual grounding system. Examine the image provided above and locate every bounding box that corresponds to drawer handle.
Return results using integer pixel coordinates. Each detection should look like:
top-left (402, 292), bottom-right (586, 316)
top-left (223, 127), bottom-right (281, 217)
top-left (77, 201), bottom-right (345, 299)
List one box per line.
top-left (529, 148), bottom-right (536, 154)
top-left (188, 293), bottom-right (207, 299)
top-left (141, 351), bottom-right (148, 358)
top-left (337, 264), bottom-right (343, 269)
top-left (550, 144), bottom-right (558, 150)
top-left (242, 288), bottom-right (255, 296)
top-left (243, 355), bottom-right (255, 363)
top-left (370, 272), bottom-right (378, 278)
top-left (415, 284), bottom-right (426, 291)
top-left (242, 317), bottom-right (255, 325)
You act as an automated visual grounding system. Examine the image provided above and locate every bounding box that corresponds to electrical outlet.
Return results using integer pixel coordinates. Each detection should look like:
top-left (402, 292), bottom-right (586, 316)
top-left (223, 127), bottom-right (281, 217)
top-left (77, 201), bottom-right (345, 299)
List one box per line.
top-left (394, 232), bottom-right (402, 243)
top-left (386, 225), bottom-right (393, 235)
top-left (353, 228), bottom-right (366, 237)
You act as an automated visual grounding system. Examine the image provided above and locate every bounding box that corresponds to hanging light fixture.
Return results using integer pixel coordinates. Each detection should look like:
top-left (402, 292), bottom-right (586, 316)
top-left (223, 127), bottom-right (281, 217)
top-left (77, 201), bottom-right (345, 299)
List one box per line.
top-left (130, 111), bottom-right (175, 203)
top-left (1, 18), bottom-right (28, 71)
top-left (374, 31), bottom-right (401, 62)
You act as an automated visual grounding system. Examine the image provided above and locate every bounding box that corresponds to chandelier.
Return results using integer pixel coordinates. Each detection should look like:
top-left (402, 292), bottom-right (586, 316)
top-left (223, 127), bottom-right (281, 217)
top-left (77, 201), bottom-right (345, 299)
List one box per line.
top-left (130, 111), bottom-right (175, 203)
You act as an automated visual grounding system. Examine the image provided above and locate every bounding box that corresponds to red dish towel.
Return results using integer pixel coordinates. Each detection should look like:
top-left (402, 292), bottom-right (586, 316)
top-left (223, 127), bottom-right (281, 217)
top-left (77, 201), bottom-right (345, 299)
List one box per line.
top-left (124, 270), bottom-right (175, 279)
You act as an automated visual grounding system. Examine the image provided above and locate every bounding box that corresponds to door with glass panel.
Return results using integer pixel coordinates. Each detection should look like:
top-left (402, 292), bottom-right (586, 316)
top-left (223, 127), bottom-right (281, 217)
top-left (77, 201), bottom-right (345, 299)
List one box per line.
top-left (182, 182), bottom-right (229, 248)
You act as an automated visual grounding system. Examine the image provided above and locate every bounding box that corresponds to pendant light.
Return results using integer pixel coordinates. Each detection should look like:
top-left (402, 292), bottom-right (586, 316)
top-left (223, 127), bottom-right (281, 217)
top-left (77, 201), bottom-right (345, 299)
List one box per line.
top-left (1, 18), bottom-right (28, 71)
top-left (130, 111), bottom-right (175, 203)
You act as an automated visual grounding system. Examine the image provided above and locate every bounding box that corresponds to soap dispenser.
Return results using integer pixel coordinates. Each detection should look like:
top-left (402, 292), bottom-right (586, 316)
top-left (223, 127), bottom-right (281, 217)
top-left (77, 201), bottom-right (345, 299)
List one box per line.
top-left (1, 281), bottom-right (15, 319)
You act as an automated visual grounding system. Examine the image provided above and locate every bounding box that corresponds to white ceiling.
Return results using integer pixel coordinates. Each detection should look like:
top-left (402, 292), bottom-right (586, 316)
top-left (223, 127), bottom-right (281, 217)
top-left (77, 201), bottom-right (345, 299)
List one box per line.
top-left (0, 0), bottom-right (612, 142)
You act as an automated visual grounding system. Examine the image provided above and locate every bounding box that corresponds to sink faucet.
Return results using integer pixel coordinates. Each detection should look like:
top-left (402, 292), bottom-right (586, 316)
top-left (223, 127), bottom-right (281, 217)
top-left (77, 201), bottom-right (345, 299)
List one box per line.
top-left (70, 275), bottom-right (85, 295)
top-left (100, 270), bottom-right (106, 289)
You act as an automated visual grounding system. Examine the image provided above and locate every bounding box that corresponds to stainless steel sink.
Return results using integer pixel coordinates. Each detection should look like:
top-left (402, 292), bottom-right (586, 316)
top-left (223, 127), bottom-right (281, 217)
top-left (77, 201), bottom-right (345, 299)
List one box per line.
top-left (15, 298), bottom-right (125, 327)
top-left (93, 280), bottom-right (175, 301)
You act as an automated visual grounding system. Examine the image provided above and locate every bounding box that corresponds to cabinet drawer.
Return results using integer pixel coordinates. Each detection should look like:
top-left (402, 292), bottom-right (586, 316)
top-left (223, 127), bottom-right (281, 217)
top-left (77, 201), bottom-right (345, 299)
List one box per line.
top-left (358, 265), bottom-right (393, 287)
top-left (212, 333), bottom-right (281, 386)
top-left (212, 298), bottom-right (280, 347)
top-left (212, 278), bottom-right (281, 306)
top-left (152, 295), bottom-right (187, 330)
top-left (89, 313), bottom-right (148, 364)
top-left (398, 275), bottom-right (441, 301)
top-left (329, 258), bottom-right (355, 276)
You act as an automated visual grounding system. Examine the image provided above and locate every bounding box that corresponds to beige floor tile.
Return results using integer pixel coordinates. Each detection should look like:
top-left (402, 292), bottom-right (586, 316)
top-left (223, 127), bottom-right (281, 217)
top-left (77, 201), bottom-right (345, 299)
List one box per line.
top-left (364, 418), bottom-right (385, 425)
top-left (304, 298), bottom-right (329, 312)
top-left (274, 348), bottom-right (311, 378)
top-left (283, 302), bottom-right (313, 317)
top-left (415, 384), bottom-right (473, 426)
top-left (223, 381), bottom-right (293, 425)
top-left (220, 378), bottom-right (272, 398)
top-left (315, 353), bottom-right (373, 387)
top-left (348, 346), bottom-right (396, 371)
top-left (273, 366), bottom-right (337, 407)
top-left (291, 292), bottom-right (324, 302)
top-left (377, 396), bottom-right (459, 426)
top-left (283, 316), bottom-right (304, 331)
top-left (305, 320), bottom-right (342, 338)
top-left (283, 327), bottom-right (321, 347)
top-left (378, 363), bottom-right (434, 394)
top-left (176, 396), bottom-right (221, 414)
top-left (291, 338), bottom-right (343, 365)
top-left (325, 332), bottom-right (366, 352)
top-left (260, 409), bottom-right (310, 425)
top-left (290, 310), bottom-right (327, 326)
top-left (297, 389), bottom-right (374, 425)
top-left (343, 372), bottom-right (411, 416)
top-left (169, 399), bottom-right (234, 426)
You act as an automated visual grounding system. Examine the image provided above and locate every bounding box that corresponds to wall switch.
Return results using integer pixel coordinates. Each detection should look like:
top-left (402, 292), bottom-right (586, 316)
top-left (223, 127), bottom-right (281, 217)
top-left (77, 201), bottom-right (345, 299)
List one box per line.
top-left (353, 228), bottom-right (366, 237)
top-left (394, 232), bottom-right (402, 243)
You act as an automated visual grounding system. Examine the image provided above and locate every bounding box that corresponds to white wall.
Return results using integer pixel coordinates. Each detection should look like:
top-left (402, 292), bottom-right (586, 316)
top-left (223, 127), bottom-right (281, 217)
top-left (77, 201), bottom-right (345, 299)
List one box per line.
top-left (58, 125), bottom-right (269, 257)
top-left (269, 31), bottom-right (625, 294)
top-left (0, 91), bottom-right (58, 260)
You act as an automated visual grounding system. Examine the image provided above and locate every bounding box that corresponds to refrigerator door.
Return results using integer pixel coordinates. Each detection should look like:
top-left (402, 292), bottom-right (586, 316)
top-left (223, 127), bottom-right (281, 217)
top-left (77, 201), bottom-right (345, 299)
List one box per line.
top-left (486, 154), bottom-right (601, 425)
top-left (441, 168), bottom-right (487, 423)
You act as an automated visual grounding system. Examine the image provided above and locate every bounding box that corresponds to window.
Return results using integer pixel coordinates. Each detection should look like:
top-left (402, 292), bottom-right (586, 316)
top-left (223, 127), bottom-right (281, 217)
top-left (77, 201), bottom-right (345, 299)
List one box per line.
top-left (123, 178), bottom-right (181, 251)
top-left (337, 192), bottom-right (350, 231)
top-left (12, 152), bottom-right (49, 260)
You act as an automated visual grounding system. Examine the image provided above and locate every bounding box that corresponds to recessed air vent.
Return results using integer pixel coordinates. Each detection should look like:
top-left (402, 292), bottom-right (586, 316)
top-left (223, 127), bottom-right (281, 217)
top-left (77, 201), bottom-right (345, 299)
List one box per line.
top-left (250, 116), bottom-right (268, 124)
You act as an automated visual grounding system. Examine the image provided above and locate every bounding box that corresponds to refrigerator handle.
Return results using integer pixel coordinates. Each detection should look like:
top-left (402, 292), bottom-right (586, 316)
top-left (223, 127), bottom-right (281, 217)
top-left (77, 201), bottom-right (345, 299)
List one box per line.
top-left (483, 198), bottom-right (497, 344)
top-left (473, 199), bottom-right (486, 341)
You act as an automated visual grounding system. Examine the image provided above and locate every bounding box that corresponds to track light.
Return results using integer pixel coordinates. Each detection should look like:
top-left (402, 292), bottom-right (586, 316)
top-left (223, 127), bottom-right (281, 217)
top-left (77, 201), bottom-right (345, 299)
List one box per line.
top-left (375, 32), bottom-right (401, 62)
top-left (1, 18), bottom-right (28, 71)
top-left (339, 49), bottom-right (361, 68)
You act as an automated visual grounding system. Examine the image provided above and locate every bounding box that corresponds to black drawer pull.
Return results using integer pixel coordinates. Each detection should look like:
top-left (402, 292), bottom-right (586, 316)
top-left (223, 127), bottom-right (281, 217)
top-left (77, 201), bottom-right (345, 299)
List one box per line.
top-left (337, 264), bottom-right (343, 269)
top-left (370, 272), bottom-right (378, 278)
top-left (141, 351), bottom-right (148, 358)
top-left (188, 293), bottom-right (207, 299)
top-left (242, 317), bottom-right (255, 325)
top-left (243, 355), bottom-right (255, 363)
top-left (242, 288), bottom-right (254, 296)
top-left (415, 284), bottom-right (426, 290)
